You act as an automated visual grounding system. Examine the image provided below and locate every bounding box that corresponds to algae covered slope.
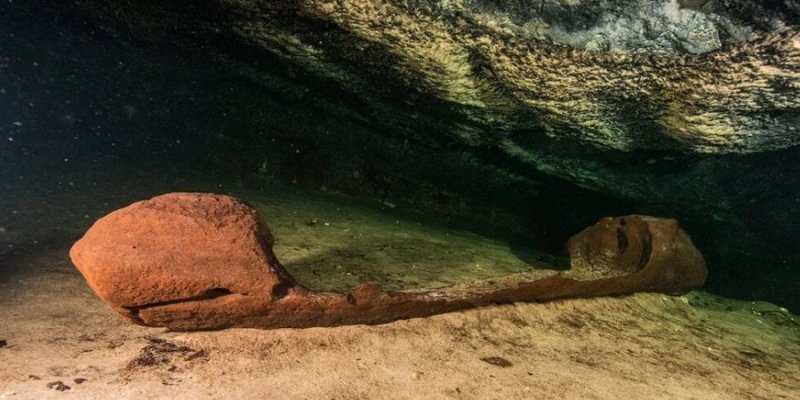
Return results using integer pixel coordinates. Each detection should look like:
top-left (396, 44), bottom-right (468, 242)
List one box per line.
top-left (250, 187), bottom-right (559, 292)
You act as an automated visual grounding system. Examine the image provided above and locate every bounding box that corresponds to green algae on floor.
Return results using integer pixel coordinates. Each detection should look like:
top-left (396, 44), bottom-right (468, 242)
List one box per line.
top-left (237, 187), bottom-right (560, 293)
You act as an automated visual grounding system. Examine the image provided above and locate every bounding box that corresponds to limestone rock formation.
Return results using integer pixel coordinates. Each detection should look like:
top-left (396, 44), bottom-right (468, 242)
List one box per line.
top-left (71, 0), bottom-right (800, 154)
top-left (42, 0), bottom-right (797, 310)
top-left (70, 193), bottom-right (707, 330)
top-left (69, 193), bottom-right (298, 326)
top-left (567, 215), bottom-right (708, 291)
top-left (8, 0), bottom-right (792, 313)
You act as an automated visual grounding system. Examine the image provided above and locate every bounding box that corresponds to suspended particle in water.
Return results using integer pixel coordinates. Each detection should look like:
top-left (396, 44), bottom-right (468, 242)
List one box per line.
top-left (123, 104), bottom-right (138, 119)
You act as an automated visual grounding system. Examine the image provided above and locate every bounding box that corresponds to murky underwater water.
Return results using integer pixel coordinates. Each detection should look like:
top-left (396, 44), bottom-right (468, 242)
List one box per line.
top-left (2, 1), bottom-right (800, 398)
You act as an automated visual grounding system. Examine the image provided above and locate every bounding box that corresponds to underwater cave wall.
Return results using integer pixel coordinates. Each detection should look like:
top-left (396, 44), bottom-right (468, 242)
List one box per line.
top-left (3, 0), bottom-right (800, 311)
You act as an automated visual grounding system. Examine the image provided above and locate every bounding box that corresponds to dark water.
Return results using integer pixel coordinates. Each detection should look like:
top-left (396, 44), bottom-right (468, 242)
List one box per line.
top-left (1, 1), bottom-right (799, 312)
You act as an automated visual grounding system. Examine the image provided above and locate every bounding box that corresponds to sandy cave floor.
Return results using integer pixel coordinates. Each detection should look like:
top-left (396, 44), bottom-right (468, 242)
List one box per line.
top-left (0, 172), bottom-right (799, 399)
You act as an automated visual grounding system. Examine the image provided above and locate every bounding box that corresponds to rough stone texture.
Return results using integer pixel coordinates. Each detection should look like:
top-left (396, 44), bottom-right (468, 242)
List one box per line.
top-left (567, 215), bottom-right (708, 289)
top-left (70, 193), bottom-right (707, 330)
top-left (5, 0), bottom-right (798, 311)
top-left (69, 193), bottom-right (298, 325)
top-left (69, 0), bottom-right (800, 155)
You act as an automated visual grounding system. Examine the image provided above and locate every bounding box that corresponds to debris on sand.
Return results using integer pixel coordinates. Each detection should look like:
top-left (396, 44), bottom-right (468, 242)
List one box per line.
top-left (480, 357), bottom-right (513, 368)
top-left (127, 336), bottom-right (195, 369)
top-left (46, 381), bottom-right (71, 391)
top-left (184, 349), bottom-right (208, 362)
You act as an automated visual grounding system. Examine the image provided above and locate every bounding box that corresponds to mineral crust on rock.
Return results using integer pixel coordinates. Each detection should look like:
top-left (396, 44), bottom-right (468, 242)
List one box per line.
top-left (49, 0), bottom-right (800, 311)
top-left (70, 193), bottom-right (707, 330)
top-left (567, 215), bottom-right (708, 291)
